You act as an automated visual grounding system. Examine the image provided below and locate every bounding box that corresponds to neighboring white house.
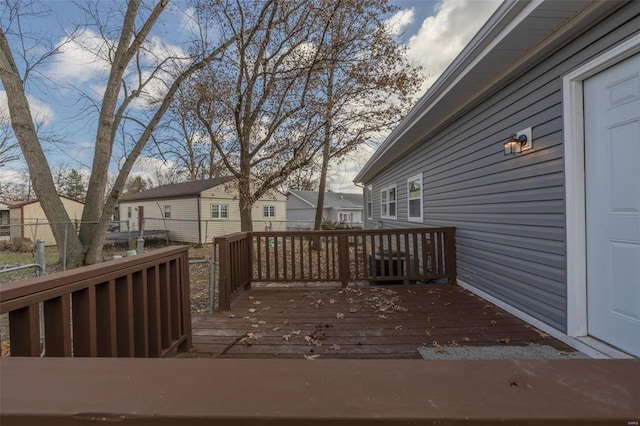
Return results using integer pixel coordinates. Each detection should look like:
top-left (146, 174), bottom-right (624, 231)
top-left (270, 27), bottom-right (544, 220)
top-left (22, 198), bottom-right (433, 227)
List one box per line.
top-left (286, 190), bottom-right (363, 229)
top-left (8, 197), bottom-right (85, 246)
top-left (118, 177), bottom-right (287, 244)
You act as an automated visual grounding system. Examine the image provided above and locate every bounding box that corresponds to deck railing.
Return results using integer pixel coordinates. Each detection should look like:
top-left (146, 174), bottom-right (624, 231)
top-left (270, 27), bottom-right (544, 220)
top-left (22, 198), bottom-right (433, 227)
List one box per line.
top-left (0, 246), bottom-right (191, 357)
top-left (216, 227), bottom-right (456, 310)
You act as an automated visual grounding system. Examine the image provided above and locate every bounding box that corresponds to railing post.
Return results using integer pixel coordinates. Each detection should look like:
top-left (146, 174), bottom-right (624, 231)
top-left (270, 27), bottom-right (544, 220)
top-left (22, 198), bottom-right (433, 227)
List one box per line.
top-left (338, 233), bottom-right (350, 288)
top-left (445, 228), bottom-right (457, 285)
top-left (246, 232), bottom-right (253, 289)
top-left (216, 237), bottom-right (231, 311)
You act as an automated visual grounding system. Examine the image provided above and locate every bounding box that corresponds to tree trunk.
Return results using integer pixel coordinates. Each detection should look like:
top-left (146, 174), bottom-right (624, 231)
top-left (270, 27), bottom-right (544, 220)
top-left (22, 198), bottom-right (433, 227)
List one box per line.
top-left (238, 153), bottom-right (254, 232)
top-left (0, 29), bottom-right (84, 264)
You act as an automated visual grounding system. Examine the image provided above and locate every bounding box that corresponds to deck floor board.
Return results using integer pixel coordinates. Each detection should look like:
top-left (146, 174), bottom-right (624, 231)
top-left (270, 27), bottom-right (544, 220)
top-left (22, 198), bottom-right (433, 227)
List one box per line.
top-left (186, 284), bottom-right (575, 359)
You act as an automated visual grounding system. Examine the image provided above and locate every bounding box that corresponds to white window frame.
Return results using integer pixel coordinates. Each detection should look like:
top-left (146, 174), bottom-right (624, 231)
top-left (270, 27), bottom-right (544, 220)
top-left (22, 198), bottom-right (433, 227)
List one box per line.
top-left (380, 185), bottom-right (397, 220)
top-left (339, 212), bottom-right (352, 223)
top-left (164, 205), bottom-right (171, 219)
top-left (366, 186), bottom-right (373, 219)
top-left (263, 205), bottom-right (276, 218)
top-left (407, 174), bottom-right (423, 223)
top-left (127, 207), bottom-right (132, 218)
top-left (211, 203), bottom-right (229, 219)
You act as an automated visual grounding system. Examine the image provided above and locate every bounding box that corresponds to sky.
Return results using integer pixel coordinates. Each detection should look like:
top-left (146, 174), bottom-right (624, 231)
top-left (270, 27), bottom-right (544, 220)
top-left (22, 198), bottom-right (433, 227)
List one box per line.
top-left (0, 0), bottom-right (501, 195)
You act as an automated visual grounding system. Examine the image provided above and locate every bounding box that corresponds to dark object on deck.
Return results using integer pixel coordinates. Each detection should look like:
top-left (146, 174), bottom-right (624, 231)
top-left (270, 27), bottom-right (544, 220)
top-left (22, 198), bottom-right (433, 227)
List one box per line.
top-left (369, 251), bottom-right (405, 285)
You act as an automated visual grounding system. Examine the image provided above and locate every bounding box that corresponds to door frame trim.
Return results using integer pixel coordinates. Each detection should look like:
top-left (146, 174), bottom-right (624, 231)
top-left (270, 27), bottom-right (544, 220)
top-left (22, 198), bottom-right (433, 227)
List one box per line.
top-left (563, 34), bottom-right (640, 338)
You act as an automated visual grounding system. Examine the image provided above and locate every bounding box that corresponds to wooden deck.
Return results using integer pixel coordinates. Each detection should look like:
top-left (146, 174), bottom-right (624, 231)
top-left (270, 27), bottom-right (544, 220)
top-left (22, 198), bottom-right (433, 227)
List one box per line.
top-left (186, 283), bottom-right (576, 359)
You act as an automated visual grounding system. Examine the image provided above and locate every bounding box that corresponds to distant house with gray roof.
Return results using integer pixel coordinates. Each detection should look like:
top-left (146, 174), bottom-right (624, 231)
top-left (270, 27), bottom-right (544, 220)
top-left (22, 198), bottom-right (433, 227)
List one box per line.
top-left (286, 190), bottom-right (363, 229)
top-left (118, 177), bottom-right (286, 243)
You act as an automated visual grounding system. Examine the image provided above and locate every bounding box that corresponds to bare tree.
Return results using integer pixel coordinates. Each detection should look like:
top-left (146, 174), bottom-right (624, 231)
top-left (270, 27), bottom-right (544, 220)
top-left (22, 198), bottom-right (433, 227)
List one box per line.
top-left (311, 0), bottom-right (423, 232)
top-left (0, 117), bottom-right (19, 168)
top-left (192, 0), bottom-right (341, 231)
top-left (0, 0), bottom-right (250, 264)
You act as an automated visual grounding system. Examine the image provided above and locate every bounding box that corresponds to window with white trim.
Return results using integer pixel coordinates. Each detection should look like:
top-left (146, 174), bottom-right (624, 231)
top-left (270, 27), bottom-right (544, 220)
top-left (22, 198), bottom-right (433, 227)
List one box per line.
top-left (407, 174), bottom-right (423, 222)
top-left (380, 185), bottom-right (397, 219)
top-left (366, 186), bottom-right (372, 219)
top-left (211, 204), bottom-right (229, 219)
top-left (164, 205), bottom-right (171, 219)
top-left (127, 207), bottom-right (132, 218)
top-left (263, 205), bottom-right (276, 217)
top-left (339, 212), bottom-right (352, 222)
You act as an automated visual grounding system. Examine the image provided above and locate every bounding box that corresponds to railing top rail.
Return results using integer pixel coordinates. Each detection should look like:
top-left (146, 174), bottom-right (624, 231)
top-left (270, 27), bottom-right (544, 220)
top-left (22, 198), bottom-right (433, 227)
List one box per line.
top-left (214, 232), bottom-right (251, 243)
top-left (0, 246), bottom-right (189, 308)
top-left (249, 227), bottom-right (455, 237)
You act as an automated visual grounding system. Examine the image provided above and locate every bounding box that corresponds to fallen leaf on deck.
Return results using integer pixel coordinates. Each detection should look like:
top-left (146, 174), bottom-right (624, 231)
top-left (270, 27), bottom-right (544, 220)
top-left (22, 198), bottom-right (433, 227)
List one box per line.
top-left (449, 340), bottom-right (459, 347)
top-left (282, 334), bottom-right (292, 341)
top-left (378, 314), bottom-right (387, 319)
top-left (329, 299), bottom-right (336, 304)
top-left (304, 335), bottom-right (322, 347)
top-left (258, 320), bottom-right (266, 324)
top-left (395, 325), bottom-right (403, 330)
top-left (331, 344), bottom-right (341, 351)
top-left (284, 319), bottom-right (289, 324)
top-left (463, 337), bottom-right (470, 342)
top-left (533, 328), bottom-right (549, 338)
top-left (499, 338), bottom-right (511, 344)
top-left (228, 315), bottom-right (235, 318)
top-left (247, 333), bottom-right (261, 339)
top-left (253, 301), bottom-right (262, 305)
top-left (272, 327), bottom-right (281, 331)
top-left (304, 354), bottom-right (320, 360)
top-left (243, 316), bottom-right (251, 320)
top-left (291, 330), bottom-right (301, 335)
top-left (336, 313), bottom-right (345, 319)
top-left (483, 304), bottom-right (493, 309)
top-left (490, 320), bottom-right (497, 326)
top-left (239, 337), bottom-right (251, 346)
top-left (443, 302), bottom-right (451, 306)
top-left (248, 308), bottom-right (257, 313)
top-left (424, 330), bottom-right (431, 336)
top-left (432, 341), bottom-right (446, 353)
top-left (349, 308), bottom-right (359, 313)
top-left (251, 324), bottom-right (259, 328)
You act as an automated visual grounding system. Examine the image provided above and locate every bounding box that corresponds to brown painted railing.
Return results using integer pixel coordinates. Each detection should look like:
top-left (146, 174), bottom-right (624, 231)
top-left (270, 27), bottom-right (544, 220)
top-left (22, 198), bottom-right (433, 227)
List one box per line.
top-left (216, 228), bottom-right (456, 310)
top-left (0, 246), bottom-right (191, 357)
top-left (216, 232), bottom-right (252, 311)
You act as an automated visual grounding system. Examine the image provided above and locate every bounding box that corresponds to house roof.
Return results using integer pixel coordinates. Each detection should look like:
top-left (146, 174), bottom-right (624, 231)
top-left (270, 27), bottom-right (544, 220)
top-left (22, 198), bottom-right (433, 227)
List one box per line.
top-left (288, 190), bottom-right (363, 209)
top-left (354, 0), bottom-right (621, 183)
top-left (8, 196), bottom-right (85, 208)
top-left (119, 176), bottom-right (235, 202)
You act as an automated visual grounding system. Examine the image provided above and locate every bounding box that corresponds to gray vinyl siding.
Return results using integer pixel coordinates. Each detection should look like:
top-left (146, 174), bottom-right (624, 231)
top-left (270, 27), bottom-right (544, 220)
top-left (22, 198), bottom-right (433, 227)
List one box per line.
top-left (363, 3), bottom-right (640, 333)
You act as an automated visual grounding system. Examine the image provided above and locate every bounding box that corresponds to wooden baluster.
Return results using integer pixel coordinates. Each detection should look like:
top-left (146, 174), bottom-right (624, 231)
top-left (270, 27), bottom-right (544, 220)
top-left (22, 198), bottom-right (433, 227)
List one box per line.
top-left (115, 275), bottom-right (135, 357)
top-left (256, 236), bottom-right (262, 280)
top-left (72, 287), bottom-right (98, 357)
top-left (424, 232), bottom-right (431, 278)
top-left (43, 295), bottom-right (72, 357)
top-left (291, 236), bottom-right (296, 280)
top-left (169, 259), bottom-right (181, 342)
top-left (146, 266), bottom-right (162, 357)
top-left (179, 252), bottom-right (193, 351)
top-left (159, 262), bottom-right (172, 349)
top-left (132, 270), bottom-right (149, 357)
top-left (362, 234), bottom-right (369, 280)
top-left (338, 234), bottom-right (349, 288)
top-left (282, 236), bottom-right (288, 280)
top-left (413, 233), bottom-right (420, 278)
top-left (265, 236), bottom-right (271, 280)
top-left (95, 280), bottom-right (117, 357)
top-left (9, 305), bottom-right (40, 356)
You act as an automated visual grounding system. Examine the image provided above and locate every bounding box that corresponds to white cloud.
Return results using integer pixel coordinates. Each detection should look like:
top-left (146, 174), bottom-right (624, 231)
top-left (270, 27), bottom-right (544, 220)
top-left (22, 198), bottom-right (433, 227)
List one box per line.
top-left (386, 8), bottom-right (416, 37)
top-left (406, 0), bottom-right (501, 93)
top-left (1, 90), bottom-right (55, 125)
top-left (49, 29), bottom-right (113, 84)
top-left (328, 144), bottom-right (375, 193)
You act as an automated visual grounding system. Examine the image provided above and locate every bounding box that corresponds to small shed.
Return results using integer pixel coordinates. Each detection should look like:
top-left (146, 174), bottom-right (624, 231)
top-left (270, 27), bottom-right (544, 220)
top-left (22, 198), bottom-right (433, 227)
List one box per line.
top-left (9, 197), bottom-right (84, 246)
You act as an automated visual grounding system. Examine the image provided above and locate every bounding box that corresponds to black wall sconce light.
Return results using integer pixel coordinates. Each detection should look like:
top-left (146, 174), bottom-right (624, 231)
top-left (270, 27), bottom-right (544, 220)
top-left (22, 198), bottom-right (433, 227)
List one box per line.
top-left (504, 127), bottom-right (532, 155)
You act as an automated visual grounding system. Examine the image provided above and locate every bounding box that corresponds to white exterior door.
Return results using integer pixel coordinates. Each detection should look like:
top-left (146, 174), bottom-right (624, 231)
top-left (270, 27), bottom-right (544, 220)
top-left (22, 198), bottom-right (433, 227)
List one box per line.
top-left (584, 53), bottom-right (640, 356)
